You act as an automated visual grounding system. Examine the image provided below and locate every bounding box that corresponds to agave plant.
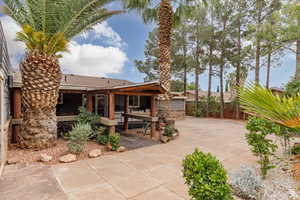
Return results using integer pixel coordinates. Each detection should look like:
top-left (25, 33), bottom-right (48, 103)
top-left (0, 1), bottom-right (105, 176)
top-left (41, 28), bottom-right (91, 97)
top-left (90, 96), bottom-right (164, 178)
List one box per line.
top-left (2, 0), bottom-right (123, 149)
top-left (239, 84), bottom-right (300, 128)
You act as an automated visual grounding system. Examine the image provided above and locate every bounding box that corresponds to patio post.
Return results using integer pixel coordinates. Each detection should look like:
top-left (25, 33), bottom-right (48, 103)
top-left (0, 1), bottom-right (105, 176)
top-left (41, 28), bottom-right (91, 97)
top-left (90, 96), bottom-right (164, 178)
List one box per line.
top-left (13, 88), bottom-right (21, 143)
top-left (87, 94), bottom-right (93, 112)
top-left (123, 95), bottom-right (129, 131)
top-left (150, 96), bottom-right (159, 140)
top-left (108, 93), bottom-right (115, 135)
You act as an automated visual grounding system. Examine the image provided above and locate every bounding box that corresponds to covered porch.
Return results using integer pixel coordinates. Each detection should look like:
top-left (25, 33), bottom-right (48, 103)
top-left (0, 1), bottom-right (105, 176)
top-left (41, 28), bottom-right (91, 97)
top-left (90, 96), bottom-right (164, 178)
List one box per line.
top-left (11, 80), bottom-right (166, 142)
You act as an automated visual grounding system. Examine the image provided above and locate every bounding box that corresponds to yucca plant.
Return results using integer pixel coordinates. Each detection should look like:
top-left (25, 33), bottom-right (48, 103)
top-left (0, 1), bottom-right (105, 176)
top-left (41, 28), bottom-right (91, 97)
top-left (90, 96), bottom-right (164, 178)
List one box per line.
top-left (2, 0), bottom-right (123, 149)
top-left (239, 84), bottom-right (300, 128)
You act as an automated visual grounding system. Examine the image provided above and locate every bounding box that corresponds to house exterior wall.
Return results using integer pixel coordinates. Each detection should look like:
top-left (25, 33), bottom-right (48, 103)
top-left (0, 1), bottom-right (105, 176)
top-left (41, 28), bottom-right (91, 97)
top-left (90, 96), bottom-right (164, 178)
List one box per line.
top-left (0, 21), bottom-right (11, 175)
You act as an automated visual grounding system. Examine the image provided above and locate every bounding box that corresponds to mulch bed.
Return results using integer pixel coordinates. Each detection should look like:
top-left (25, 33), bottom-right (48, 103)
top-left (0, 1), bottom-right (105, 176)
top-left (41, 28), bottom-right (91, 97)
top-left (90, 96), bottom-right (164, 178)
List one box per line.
top-left (293, 155), bottom-right (300, 181)
top-left (7, 139), bottom-right (115, 165)
top-left (7, 131), bottom-right (160, 166)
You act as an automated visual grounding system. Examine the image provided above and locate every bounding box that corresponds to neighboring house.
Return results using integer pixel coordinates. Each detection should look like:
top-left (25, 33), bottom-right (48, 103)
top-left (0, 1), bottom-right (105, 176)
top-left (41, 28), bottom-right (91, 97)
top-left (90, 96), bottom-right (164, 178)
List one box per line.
top-left (184, 90), bottom-right (233, 103)
top-left (0, 21), bottom-right (12, 175)
top-left (270, 87), bottom-right (285, 96)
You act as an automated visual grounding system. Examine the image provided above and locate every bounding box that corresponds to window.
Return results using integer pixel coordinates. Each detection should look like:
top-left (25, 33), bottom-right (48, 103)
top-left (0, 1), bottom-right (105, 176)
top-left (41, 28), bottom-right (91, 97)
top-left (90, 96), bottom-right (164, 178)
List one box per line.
top-left (129, 96), bottom-right (140, 108)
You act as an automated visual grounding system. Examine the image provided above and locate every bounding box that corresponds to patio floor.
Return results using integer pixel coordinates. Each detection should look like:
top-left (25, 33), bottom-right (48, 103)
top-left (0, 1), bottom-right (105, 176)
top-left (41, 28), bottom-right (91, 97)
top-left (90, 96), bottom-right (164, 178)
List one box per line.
top-left (0, 117), bottom-right (256, 200)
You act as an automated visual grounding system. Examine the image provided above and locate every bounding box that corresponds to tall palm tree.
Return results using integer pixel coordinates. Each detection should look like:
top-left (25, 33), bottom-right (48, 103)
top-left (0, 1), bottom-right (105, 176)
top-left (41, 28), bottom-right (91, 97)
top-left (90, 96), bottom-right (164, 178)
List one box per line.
top-left (2, 0), bottom-right (122, 149)
top-left (123, 0), bottom-right (205, 120)
top-left (239, 84), bottom-right (300, 128)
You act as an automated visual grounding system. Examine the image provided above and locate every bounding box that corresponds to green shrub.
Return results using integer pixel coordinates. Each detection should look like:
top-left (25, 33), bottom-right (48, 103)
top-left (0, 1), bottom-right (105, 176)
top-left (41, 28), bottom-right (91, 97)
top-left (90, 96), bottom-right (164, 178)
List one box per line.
top-left (96, 134), bottom-right (109, 145)
top-left (76, 107), bottom-right (99, 137)
top-left (163, 125), bottom-right (175, 137)
top-left (182, 149), bottom-right (233, 200)
top-left (67, 123), bottom-right (92, 154)
top-left (96, 133), bottom-right (121, 151)
top-left (95, 126), bottom-right (107, 136)
top-left (291, 144), bottom-right (300, 155)
top-left (246, 117), bottom-right (278, 178)
top-left (109, 133), bottom-right (121, 151)
top-left (285, 80), bottom-right (300, 97)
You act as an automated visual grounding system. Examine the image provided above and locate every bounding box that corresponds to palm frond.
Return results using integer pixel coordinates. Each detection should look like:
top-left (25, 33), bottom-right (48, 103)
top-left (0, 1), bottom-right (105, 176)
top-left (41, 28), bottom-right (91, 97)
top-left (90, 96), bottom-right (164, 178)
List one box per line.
top-left (239, 83), bottom-right (300, 128)
top-left (3, 0), bottom-right (123, 55)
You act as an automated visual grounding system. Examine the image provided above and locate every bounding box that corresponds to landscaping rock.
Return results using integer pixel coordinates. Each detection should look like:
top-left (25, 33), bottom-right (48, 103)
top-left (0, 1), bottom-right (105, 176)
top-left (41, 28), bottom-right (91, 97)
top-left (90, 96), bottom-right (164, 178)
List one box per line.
top-left (117, 146), bottom-right (126, 152)
top-left (161, 136), bottom-right (169, 143)
top-left (59, 154), bottom-right (77, 163)
top-left (7, 157), bottom-right (20, 165)
top-left (88, 149), bottom-right (102, 158)
top-left (40, 154), bottom-right (52, 162)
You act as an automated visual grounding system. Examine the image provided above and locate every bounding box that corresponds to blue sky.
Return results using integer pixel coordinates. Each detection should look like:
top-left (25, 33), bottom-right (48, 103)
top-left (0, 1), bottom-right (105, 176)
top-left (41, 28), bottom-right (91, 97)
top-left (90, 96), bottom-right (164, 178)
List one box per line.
top-left (0, 1), bottom-right (296, 91)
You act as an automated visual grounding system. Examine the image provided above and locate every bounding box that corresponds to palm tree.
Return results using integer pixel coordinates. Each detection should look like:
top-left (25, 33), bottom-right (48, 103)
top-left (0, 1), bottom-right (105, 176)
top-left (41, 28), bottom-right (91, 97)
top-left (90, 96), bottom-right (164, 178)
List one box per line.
top-left (123, 0), bottom-right (205, 120)
top-left (2, 0), bottom-right (122, 149)
top-left (239, 84), bottom-right (300, 128)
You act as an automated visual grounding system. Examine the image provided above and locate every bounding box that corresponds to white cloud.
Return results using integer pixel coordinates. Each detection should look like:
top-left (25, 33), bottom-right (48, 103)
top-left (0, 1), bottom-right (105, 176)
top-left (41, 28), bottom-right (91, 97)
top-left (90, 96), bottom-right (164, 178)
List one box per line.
top-left (83, 21), bottom-right (126, 48)
top-left (1, 16), bottom-right (127, 76)
top-left (60, 41), bottom-right (127, 77)
top-left (1, 16), bottom-right (25, 67)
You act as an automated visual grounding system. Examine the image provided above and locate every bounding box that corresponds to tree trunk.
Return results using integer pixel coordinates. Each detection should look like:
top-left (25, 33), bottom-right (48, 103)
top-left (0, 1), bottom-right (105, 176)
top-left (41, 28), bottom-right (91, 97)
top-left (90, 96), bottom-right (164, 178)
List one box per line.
top-left (20, 51), bottom-right (61, 149)
top-left (195, 67), bottom-right (199, 109)
top-left (207, 45), bottom-right (213, 117)
top-left (235, 19), bottom-right (241, 119)
top-left (183, 56), bottom-right (187, 95)
top-left (295, 40), bottom-right (300, 80)
top-left (220, 64), bottom-right (224, 118)
top-left (158, 0), bottom-right (173, 120)
top-left (255, 0), bottom-right (262, 84)
top-left (266, 52), bottom-right (272, 89)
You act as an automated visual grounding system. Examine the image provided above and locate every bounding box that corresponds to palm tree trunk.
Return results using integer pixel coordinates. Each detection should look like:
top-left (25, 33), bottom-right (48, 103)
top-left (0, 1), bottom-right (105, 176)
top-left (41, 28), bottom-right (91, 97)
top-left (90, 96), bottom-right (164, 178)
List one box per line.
top-left (295, 40), bottom-right (300, 80)
top-left (20, 51), bottom-right (61, 149)
top-left (266, 52), bottom-right (271, 89)
top-left (220, 64), bottom-right (224, 118)
top-left (158, 0), bottom-right (173, 121)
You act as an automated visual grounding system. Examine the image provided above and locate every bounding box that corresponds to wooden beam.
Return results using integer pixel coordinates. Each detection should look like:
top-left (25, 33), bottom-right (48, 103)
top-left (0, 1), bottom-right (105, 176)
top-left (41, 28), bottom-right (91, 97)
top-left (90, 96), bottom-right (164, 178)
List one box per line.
top-left (123, 95), bottom-right (129, 131)
top-left (108, 93), bottom-right (115, 135)
top-left (150, 96), bottom-right (159, 140)
top-left (13, 89), bottom-right (21, 143)
top-left (122, 113), bottom-right (158, 122)
top-left (60, 90), bottom-right (88, 94)
top-left (87, 94), bottom-right (93, 112)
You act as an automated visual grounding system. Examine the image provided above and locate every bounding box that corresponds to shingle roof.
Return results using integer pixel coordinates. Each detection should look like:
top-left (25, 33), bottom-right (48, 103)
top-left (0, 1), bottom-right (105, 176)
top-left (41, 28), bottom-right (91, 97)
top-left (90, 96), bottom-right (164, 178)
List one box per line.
top-left (12, 70), bottom-right (133, 90)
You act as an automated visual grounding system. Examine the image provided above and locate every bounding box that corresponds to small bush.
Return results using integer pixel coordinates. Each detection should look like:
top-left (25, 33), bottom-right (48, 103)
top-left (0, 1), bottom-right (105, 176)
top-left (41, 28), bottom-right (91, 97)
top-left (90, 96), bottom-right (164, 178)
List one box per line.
top-left (246, 117), bottom-right (278, 178)
top-left (67, 123), bottom-right (92, 154)
top-left (96, 135), bottom-right (109, 145)
top-left (96, 133), bottom-right (121, 151)
top-left (76, 107), bottom-right (99, 137)
top-left (291, 144), bottom-right (300, 155)
top-left (109, 133), bottom-right (121, 151)
top-left (229, 165), bottom-right (263, 200)
top-left (182, 149), bottom-right (233, 200)
top-left (163, 125), bottom-right (175, 137)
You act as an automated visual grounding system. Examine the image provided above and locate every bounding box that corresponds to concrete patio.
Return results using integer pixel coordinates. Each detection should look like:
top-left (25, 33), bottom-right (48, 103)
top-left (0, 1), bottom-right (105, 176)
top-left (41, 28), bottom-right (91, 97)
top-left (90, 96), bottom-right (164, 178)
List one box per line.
top-left (0, 117), bottom-right (256, 200)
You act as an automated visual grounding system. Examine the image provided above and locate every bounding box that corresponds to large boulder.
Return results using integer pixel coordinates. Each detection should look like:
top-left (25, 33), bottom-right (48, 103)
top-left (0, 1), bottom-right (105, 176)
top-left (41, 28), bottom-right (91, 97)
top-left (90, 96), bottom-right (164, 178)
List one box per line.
top-left (40, 153), bottom-right (52, 162)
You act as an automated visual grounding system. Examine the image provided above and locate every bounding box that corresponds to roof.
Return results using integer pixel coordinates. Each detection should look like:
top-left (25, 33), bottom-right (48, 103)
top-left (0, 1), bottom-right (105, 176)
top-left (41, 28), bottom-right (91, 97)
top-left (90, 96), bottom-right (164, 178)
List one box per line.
top-left (12, 70), bottom-right (133, 90)
top-left (270, 87), bottom-right (285, 93)
top-left (12, 70), bottom-right (167, 95)
top-left (91, 81), bottom-right (167, 96)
